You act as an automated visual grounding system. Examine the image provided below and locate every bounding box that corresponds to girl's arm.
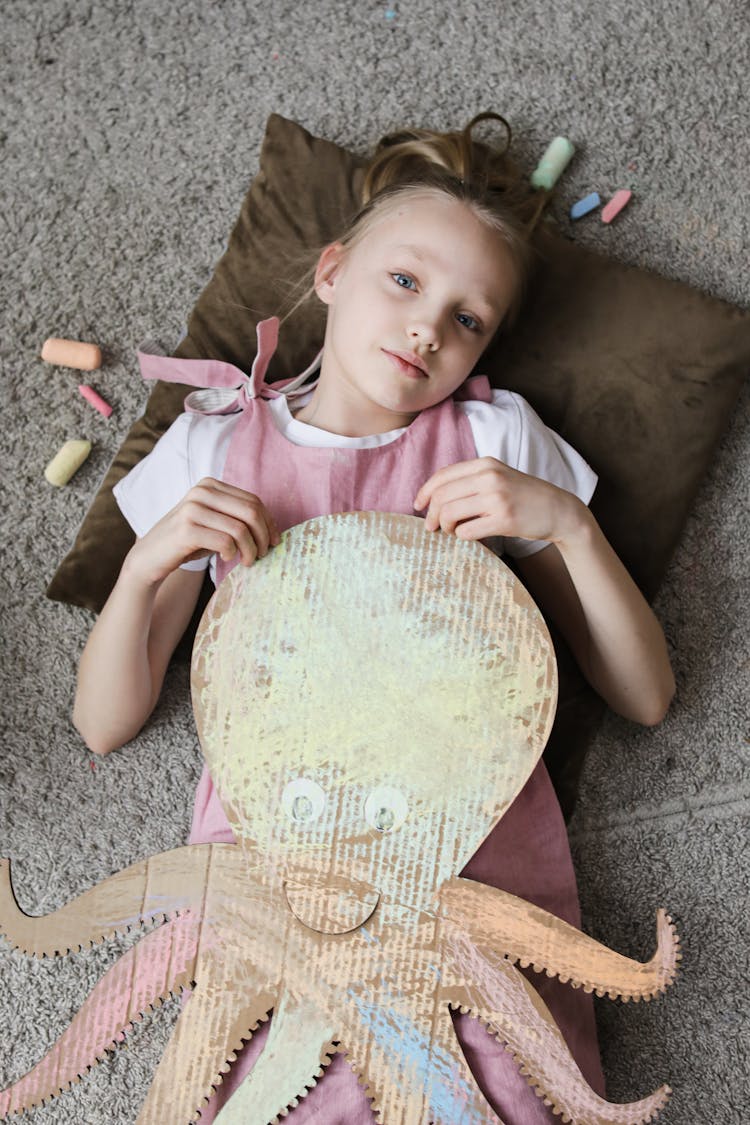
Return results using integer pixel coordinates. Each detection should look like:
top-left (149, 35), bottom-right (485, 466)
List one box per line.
top-left (516, 525), bottom-right (674, 725)
top-left (414, 459), bottom-right (675, 726)
top-left (73, 565), bottom-right (205, 756)
top-left (73, 478), bottom-right (280, 756)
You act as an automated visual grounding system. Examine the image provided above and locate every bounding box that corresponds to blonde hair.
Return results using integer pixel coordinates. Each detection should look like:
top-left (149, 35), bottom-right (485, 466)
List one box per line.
top-left (281, 112), bottom-right (548, 333)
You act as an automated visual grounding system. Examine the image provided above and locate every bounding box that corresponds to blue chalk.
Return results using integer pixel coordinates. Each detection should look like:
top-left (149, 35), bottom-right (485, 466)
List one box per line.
top-left (570, 192), bottom-right (601, 220)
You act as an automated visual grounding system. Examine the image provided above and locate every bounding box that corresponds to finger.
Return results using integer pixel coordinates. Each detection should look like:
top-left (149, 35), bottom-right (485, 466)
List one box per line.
top-left (201, 522), bottom-right (255, 567)
top-left (428, 496), bottom-right (489, 536)
top-left (231, 501), bottom-right (278, 556)
top-left (188, 488), bottom-right (275, 559)
top-left (188, 508), bottom-right (263, 566)
top-left (260, 502), bottom-right (283, 546)
top-left (413, 459), bottom-right (487, 511)
top-left (194, 477), bottom-right (260, 500)
top-left (186, 524), bottom-right (256, 567)
top-left (454, 515), bottom-right (505, 541)
top-left (423, 479), bottom-right (483, 531)
top-left (194, 478), bottom-right (280, 540)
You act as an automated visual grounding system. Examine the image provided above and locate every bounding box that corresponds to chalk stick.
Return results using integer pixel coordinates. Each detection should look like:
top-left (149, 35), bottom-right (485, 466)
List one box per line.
top-left (570, 192), bottom-right (601, 220)
top-left (41, 337), bottom-right (102, 371)
top-left (44, 440), bottom-right (92, 487)
top-left (601, 189), bottom-right (633, 224)
top-left (78, 384), bottom-right (112, 418)
top-left (531, 136), bottom-right (575, 190)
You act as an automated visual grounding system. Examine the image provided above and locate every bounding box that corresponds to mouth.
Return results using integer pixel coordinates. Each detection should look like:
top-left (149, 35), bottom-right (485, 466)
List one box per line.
top-left (284, 876), bottom-right (380, 934)
top-left (383, 349), bottom-right (429, 380)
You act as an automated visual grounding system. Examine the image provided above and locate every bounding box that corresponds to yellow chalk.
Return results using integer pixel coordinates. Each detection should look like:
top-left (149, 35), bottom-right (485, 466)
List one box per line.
top-left (41, 337), bottom-right (102, 371)
top-left (44, 440), bottom-right (92, 487)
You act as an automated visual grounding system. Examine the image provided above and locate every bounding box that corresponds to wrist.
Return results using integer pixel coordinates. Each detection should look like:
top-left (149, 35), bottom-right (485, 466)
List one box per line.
top-left (550, 497), bottom-right (597, 554)
top-left (119, 543), bottom-right (168, 596)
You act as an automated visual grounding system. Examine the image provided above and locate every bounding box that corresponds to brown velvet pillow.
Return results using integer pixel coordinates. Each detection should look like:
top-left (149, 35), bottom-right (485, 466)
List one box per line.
top-left (47, 113), bottom-right (750, 816)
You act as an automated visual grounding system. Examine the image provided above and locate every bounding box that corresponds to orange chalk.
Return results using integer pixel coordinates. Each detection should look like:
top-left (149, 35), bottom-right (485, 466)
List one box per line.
top-left (41, 337), bottom-right (102, 371)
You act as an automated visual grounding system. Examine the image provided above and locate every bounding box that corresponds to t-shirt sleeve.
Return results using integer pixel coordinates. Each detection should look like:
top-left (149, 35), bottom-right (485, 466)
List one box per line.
top-left (113, 411), bottom-right (233, 572)
top-left (461, 389), bottom-right (598, 559)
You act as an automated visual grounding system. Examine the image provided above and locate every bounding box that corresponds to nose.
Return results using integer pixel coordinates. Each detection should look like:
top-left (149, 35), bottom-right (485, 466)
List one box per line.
top-left (407, 311), bottom-right (441, 352)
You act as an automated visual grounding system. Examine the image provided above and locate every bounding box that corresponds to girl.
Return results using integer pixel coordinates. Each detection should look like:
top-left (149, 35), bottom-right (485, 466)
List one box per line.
top-left (73, 113), bottom-right (675, 1123)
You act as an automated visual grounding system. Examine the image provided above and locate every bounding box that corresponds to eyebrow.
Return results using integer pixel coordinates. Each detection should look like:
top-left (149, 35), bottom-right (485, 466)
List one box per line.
top-left (392, 243), bottom-right (500, 317)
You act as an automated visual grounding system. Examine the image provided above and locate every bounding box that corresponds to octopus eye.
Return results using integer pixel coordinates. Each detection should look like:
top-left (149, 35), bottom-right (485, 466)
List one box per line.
top-left (281, 778), bottom-right (326, 825)
top-left (364, 786), bottom-right (408, 833)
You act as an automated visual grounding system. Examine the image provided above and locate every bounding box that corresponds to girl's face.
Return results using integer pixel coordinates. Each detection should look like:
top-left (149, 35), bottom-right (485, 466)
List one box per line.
top-left (313, 194), bottom-right (520, 434)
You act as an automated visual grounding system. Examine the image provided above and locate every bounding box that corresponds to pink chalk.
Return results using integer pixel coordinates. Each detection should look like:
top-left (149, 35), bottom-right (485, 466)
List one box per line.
top-left (601, 189), bottom-right (633, 224)
top-left (78, 384), bottom-right (112, 418)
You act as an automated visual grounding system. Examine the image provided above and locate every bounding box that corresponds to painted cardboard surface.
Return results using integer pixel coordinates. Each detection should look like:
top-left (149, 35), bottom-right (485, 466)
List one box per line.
top-left (0, 513), bottom-right (679, 1123)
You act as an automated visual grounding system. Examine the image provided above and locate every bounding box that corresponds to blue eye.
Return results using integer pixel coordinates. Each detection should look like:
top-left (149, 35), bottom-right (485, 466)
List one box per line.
top-left (392, 272), bottom-right (417, 290)
top-left (456, 312), bottom-right (480, 332)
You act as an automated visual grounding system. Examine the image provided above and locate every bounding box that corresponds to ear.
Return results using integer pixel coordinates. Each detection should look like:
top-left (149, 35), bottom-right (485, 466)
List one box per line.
top-left (314, 242), bottom-right (346, 306)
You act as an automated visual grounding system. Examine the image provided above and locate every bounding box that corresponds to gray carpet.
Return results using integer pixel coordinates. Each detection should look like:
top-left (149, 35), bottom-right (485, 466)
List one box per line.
top-left (1, 1), bottom-right (748, 1122)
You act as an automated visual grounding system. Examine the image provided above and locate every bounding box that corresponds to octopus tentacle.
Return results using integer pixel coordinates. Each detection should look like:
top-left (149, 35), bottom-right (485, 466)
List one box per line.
top-left (440, 879), bottom-right (680, 1001)
top-left (0, 912), bottom-right (201, 1119)
top-left (0, 846), bottom-right (236, 955)
top-left (210, 993), bottom-right (340, 1125)
top-left (426, 1007), bottom-right (504, 1124)
top-left (332, 992), bottom-right (499, 1125)
top-left (441, 932), bottom-right (670, 1125)
top-left (137, 952), bottom-right (278, 1124)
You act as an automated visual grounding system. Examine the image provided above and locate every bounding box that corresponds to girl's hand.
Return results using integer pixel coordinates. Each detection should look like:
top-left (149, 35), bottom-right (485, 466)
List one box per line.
top-left (413, 457), bottom-right (586, 545)
top-left (416, 459), bottom-right (675, 726)
top-left (123, 477), bottom-right (282, 588)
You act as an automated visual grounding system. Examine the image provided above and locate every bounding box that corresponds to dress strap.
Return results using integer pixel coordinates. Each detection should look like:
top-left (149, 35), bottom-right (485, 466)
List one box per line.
top-left (136, 317), bottom-right (321, 416)
top-left (452, 373), bottom-right (493, 404)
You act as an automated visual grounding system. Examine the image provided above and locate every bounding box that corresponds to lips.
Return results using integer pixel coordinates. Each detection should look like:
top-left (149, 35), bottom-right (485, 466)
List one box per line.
top-left (383, 349), bottom-right (429, 379)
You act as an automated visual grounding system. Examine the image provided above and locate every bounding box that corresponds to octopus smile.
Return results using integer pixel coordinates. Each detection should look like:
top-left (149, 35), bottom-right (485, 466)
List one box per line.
top-left (283, 876), bottom-right (381, 934)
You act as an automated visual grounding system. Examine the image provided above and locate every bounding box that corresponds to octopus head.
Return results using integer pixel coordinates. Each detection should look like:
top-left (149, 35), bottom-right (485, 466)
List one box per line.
top-left (191, 513), bottom-right (556, 934)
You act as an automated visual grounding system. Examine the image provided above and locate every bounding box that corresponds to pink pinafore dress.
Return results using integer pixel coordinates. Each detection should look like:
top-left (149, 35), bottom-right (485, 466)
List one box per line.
top-left (139, 319), bottom-right (604, 1123)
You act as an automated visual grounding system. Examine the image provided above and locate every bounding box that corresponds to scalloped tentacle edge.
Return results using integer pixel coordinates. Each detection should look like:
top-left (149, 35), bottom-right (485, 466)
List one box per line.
top-left (0, 913), bottom-right (201, 1119)
top-left (513, 909), bottom-right (682, 1003)
top-left (440, 881), bottom-right (682, 1005)
top-left (262, 1038), bottom-right (345, 1124)
top-left (0, 850), bottom-right (215, 957)
top-left (448, 1001), bottom-right (672, 1125)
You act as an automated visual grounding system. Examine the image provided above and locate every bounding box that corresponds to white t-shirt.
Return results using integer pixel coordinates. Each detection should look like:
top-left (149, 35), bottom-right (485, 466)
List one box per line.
top-left (115, 388), bottom-right (597, 584)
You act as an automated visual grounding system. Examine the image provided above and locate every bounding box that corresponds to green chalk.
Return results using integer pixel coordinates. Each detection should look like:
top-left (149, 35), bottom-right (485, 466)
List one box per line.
top-left (531, 136), bottom-right (575, 190)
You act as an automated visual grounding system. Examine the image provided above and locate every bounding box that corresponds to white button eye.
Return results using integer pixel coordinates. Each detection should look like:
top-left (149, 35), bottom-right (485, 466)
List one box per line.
top-left (364, 786), bottom-right (409, 833)
top-left (281, 778), bottom-right (326, 825)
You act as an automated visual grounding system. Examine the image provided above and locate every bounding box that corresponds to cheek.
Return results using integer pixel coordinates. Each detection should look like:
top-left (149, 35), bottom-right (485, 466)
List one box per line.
top-left (338, 283), bottom-right (382, 324)
top-left (446, 330), bottom-right (486, 369)
top-left (436, 350), bottom-right (485, 395)
top-left (327, 296), bottom-right (360, 343)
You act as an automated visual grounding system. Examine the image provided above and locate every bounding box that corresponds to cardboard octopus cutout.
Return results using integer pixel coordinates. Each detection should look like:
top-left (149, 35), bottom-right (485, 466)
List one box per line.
top-left (0, 512), bottom-right (680, 1123)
